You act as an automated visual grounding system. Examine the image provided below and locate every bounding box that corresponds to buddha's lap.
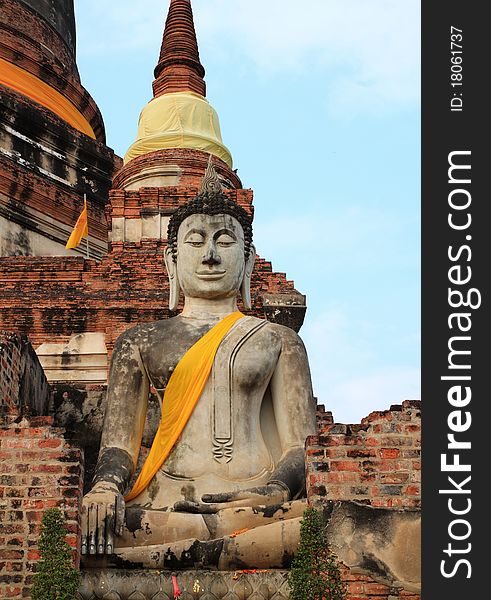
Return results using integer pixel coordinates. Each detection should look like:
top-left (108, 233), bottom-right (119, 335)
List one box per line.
top-left (116, 499), bottom-right (306, 548)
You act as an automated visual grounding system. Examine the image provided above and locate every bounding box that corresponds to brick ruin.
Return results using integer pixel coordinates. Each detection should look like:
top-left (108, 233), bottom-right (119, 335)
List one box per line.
top-left (308, 402), bottom-right (421, 510)
top-left (0, 415), bottom-right (84, 598)
top-left (0, 333), bottom-right (83, 598)
top-left (0, 1), bottom-right (420, 598)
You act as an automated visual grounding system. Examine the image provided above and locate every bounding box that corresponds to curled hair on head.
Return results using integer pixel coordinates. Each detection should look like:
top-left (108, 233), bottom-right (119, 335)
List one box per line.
top-left (167, 190), bottom-right (254, 262)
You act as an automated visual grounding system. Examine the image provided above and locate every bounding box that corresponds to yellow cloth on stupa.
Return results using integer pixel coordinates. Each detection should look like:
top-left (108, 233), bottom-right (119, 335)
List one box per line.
top-left (124, 91), bottom-right (232, 167)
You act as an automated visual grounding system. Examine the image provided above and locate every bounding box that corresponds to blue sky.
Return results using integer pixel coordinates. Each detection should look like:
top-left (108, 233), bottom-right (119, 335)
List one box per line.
top-left (74, 0), bottom-right (421, 423)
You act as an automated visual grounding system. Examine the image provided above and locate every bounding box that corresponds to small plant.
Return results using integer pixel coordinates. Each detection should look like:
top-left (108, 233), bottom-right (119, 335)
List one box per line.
top-left (31, 508), bottom-right (81, 600)
top-left (288, 506), bottom-right (347, 600)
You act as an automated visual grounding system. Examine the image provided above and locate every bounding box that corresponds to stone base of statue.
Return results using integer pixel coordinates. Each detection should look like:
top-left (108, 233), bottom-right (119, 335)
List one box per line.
top-left (79, 569), bottom-right (290, 600)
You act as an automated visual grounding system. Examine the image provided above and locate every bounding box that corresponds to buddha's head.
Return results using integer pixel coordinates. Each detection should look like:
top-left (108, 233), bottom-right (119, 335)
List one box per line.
top-left (165, 189), bottom-right (256, 311)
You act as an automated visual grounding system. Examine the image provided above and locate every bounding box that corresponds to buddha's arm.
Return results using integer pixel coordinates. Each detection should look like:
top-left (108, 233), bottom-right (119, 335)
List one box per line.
top-left (267, 326), bottom-right (318, 498)
top-left (95, 331), bottom-right (149, 489)
top-left (81, 330), bottom-right (149, 554)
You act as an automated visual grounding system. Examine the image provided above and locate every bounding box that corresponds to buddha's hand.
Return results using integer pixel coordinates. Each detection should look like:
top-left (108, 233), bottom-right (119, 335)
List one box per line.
top-left (173, 482), bottom-right (290, 514)
top-left (80, 482), bottom-right (125, 555)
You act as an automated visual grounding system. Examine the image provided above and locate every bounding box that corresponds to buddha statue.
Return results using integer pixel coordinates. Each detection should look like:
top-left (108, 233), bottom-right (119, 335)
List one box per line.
top-left (81, 165), bottom-right (318, 569)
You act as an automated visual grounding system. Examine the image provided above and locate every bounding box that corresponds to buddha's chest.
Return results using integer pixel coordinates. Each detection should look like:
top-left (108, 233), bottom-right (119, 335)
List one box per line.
top-left (144, 321), bottom-right (280, 398)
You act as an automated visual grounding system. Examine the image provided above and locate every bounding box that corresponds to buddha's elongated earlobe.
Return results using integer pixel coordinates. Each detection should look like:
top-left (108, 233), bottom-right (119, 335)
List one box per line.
top-left (164, 247), bottom-right (181, 311)
top-left (240, 244), bottom-right (256, 311)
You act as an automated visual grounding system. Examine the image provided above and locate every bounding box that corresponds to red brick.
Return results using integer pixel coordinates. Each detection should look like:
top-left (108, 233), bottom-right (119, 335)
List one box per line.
top-left (28, 465), bottom-right (63, 474)
top-left (363, 582), bottom-right (391, 594)
top-left (378, 448), bottom-right (400, 459)
top-left (0, 550), bottom-right (23, 560)
top-left (324, 447), bottom-right (348, 458)
top-left (306, 448), bottom-right (324, 457)
top-left (347, 448), bottom-right (376, 458)
top-left (37, 439), bottom-right (62, 449)
top-left (346, 581), bottom-right (364, 594)
top-left (380, 473), bottom-right (409, 484)
top-left (325, 472), bottom-right (360, 483)
top-left (3, 585), bottom-right (22, 598)
top-left (329, 460), bottom-right (361, 472)
top-left (27, 487), bottom-right (61, 498)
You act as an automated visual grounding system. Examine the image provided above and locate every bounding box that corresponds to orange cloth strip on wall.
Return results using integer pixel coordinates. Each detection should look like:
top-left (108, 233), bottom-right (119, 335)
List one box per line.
top-left (0, 57), bottom-right (96, 139)
top-left (125, 311), bottom-right (245, 502)
top-left (65, 198), bottom-right (88, 249)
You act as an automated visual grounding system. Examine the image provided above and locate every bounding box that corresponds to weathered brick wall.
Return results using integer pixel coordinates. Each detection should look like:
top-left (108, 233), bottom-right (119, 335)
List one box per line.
top-left (113, 148), bottom-right (242, 190)
top-left (307, 400), bottom-right (421, 509)
top-left (341, 566), bottom-right (420, 600)
top-left (0, 0), bottom-right (106, 140)
top-left (0, 250), bottom-right (303, 355)
top-left (0, 416), bottom-right (84, 599)
top-left (308, 402), bottom-right (421, 600)
top-left (316, 403), bottom-right (334, 430)
top-left (0, 89), bottom-right (119, 251)
top-left (0, 332), bottom-right (50, 420)
top-left (109, 185), bottom-right (254, 217)
top-left (1, 0), bottom-right (121, 259)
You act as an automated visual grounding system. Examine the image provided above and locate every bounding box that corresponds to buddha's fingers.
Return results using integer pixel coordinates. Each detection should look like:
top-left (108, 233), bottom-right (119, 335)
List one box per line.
top-left (88, 503), bottom-right (98, 555)
top-left (80, 502), bottom-right (89, 554)
top-left (105, 504), bottom-right (115, 554)
top-left (173, 500), bottom-right (218, 514)
top-left (202, 485), bottom-right (286, 506)
top-left (115, 493), bottom-right (125, 537)
top-left (97, 504), bottom-right (106, 554)
top-left (202, 488), bottom-right (268, 503)
top-left (210, 497), bottom-right (279, 509)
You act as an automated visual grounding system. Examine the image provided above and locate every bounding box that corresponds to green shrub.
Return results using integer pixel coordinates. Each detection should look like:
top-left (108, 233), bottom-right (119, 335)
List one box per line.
top-left (288, 506), bottom-right (346, 600)
top-left (31, 508), bottom-right (81, 600)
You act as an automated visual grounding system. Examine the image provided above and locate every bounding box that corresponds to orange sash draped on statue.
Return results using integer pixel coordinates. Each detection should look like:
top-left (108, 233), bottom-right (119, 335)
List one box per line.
top-left (124, 310), bottom-right (244, 501)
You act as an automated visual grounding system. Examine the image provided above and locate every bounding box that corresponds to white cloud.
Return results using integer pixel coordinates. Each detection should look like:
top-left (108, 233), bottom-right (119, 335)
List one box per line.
top-left (76, 0), bottom-right (420, 116)
top-left (199, 0), bottom-right (421, 115)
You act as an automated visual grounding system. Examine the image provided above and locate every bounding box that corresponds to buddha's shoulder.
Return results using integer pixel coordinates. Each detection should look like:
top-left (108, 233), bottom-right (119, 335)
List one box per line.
top-left (114, 315), bottom-right (234, 348)
top-left (251, 318), bottom-right (307, 348)
top-left (113, 317), bottom-right (182, 347)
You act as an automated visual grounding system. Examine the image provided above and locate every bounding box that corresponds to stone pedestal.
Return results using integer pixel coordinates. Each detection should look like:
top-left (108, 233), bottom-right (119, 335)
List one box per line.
top-left (79, 569), bottom-right (290, 600)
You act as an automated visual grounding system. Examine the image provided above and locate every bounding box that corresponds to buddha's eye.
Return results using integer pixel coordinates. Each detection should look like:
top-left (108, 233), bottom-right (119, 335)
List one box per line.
top-left (216, 234), bottom-right (236, 247)
top-left (185, 235), bottom-right (205, 247)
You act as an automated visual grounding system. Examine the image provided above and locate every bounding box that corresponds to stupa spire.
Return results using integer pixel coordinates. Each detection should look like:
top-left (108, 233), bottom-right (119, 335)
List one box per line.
top-left (124, 0), bottom-right (232, 168)
top-left (153, 0), bottom-right (206, 98)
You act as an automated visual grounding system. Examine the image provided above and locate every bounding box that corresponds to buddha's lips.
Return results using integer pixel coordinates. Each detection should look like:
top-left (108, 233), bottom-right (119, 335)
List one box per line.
top-left (195, 270), bottom-right (226, 279)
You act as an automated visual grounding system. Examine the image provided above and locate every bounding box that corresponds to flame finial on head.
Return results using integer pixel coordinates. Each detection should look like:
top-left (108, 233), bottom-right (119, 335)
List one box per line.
top-left (199, 155), bottom-right (223, 194)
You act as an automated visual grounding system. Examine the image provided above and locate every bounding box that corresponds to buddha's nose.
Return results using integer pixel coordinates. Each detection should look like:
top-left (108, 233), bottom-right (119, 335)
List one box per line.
top-left (202, 243), bottom-right (221, 265)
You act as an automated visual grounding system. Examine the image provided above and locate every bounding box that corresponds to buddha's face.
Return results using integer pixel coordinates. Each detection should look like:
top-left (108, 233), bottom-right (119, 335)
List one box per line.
top-left (176, 213), bottom-right (246, 299)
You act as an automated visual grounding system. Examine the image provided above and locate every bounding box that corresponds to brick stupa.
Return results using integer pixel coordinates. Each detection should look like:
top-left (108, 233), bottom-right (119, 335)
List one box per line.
top-left (0, 0), bottom-right (120, 258)
top-left (0, 0), bottom-right (307, 434)
top-left (153, 0), bottom-right (206, 97)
